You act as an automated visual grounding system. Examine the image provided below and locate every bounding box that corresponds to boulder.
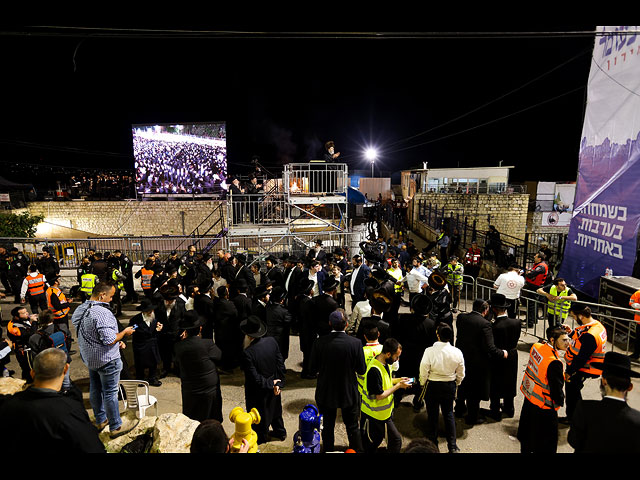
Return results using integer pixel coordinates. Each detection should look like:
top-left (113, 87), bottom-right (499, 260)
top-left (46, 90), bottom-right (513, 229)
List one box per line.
top-left (150, 412), bottom-right (200, 453)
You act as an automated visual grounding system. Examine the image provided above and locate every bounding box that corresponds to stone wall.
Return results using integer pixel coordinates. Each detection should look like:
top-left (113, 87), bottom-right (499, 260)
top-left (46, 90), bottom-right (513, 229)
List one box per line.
top-left (411, 192), bottom-right (530, 241)
top-left (14, 200), bottom-right (226, 238)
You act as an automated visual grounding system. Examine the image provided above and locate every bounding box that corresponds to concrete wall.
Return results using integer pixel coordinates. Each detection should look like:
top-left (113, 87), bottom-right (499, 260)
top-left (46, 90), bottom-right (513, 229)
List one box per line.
top-left (13, 200), bottom-right (226, 238)
top-left (412, 192), bottom-right (530, 241)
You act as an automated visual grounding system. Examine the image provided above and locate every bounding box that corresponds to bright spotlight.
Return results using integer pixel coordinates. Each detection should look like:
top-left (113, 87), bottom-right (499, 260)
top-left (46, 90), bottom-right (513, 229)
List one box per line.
top-left (365, 148), bottom-right (377, 161)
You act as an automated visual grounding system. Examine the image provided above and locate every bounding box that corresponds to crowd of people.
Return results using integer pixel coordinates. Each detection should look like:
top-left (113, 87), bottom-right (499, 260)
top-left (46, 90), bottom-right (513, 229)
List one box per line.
top-left (133, 134), bottom-right (227, 195)
top-left (0, 234), bottom-right (639, 454)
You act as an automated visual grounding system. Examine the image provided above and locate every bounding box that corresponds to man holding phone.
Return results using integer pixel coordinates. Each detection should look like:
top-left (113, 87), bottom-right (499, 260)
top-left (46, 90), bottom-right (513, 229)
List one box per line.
top-left (360, 337), bottom-right (411, 453)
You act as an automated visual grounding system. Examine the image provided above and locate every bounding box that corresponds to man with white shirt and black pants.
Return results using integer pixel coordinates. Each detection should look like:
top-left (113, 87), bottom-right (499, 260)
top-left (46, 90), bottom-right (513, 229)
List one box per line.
top-left (419, 322), bottom-right (465, 453)
top-left (399, 257), bottom-right (431, 305)
top-left (493, 264), bottom-right (525, 319)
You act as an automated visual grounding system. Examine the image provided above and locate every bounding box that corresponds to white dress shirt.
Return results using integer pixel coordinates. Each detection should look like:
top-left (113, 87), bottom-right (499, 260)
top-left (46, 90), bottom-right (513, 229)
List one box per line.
top-left (419, 341), bottom-right (465, 386)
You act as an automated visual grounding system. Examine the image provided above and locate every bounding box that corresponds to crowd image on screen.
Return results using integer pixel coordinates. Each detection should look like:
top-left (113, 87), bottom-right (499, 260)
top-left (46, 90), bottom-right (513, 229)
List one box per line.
top-left (133, 124), bottom-right (227, 195)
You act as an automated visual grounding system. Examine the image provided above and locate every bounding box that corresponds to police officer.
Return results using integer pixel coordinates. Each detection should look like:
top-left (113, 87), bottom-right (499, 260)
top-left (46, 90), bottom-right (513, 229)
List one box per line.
top-left (8, 248), bottom-right (29, 304)
top-left (108, 263), bottom-right (126, 317)
top-left (0, 246), bottom-right (12, 295)
top-left (445, 256), bottom-right (464, 313)
top-left (561, 303), bottom-right (607, 424)
top-left (36, 247), bottom-right (60, 280)
top-left (79, 268), bottom-right (99, 302)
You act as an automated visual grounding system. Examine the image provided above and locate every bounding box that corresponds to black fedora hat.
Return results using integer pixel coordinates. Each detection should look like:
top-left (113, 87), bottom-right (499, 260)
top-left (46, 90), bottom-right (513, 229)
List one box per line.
top-left (428, 271), bottom-right (447, 291)
top-left (265, 255), bottom-right (278, 264)
top-left (410, 294), bottom-right (433, 316)
top-left (136, 298), bottom-right (158, 312)
top-left (240, 315), bottom-right (267, 338)
top-left (363, 277), bottom-right (378, 289)
top-left (270, 286), bottom-right (287, 303)
top-left (371, 266), bottom-right (394, 283)
top-left (298, 278), bottom-right (315, 295)
top-left (593, 352), bottom-right (640, 378)
top-left (254, 284), bottom-right (270, 299)
top-left (178, 310), bottom-right (204, 330)
top-left (370, 288), bottom-right (393, 313)
top-left (159, 283), bottom-right (180, 300)
top-left (489, 293), bottom-right (511, 309)
top-left (323, 276), bottom-right (340, 292)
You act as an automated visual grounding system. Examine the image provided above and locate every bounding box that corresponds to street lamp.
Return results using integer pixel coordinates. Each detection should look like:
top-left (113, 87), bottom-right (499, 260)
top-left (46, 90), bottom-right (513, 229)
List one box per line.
top-left (365, 148), bottom-right (377, 177)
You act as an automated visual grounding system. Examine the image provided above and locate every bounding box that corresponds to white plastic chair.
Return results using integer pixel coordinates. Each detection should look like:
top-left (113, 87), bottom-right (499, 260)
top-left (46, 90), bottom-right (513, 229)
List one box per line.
top-left (118, 380), bottom-right (158, 419)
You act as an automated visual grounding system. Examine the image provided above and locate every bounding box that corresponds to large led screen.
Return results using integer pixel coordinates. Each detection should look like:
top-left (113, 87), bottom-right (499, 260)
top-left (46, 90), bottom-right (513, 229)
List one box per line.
top-left (133, 122), bottom-right (227, 194)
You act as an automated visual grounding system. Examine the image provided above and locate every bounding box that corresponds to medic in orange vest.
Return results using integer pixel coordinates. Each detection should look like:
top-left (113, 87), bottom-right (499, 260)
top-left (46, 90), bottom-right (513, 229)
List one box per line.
top-left (518, 326), bottom-right (570, 453)
top-left (629, 290), bottom-right (640, 360)
top-left (561, 303), bottom-right (607, 423)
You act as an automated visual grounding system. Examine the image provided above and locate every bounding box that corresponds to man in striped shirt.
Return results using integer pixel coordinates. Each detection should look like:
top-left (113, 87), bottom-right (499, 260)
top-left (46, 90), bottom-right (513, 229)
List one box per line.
top-left (72, 282), bottom-right (137, 438)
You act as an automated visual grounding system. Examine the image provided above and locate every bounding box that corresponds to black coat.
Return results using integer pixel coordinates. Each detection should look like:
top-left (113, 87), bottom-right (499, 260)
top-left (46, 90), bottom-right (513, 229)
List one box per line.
top-left (390, 312), bottom-right (437, 379)
top-left (194, 294), bottom-right (216, 341)
top-left (173, 336), bottom-right (222, 395)
top-left (265, 266), bottom-right (285, 289)
top-left (311, 293), bottom-right (339, 337)
top-left (490, 314), bottom-right (521, 398)
top-left (265, 302), bottom-right (292, 359)
top-left (298, 294), bottom-right (316, 354)
top-left (455, 311), bottom-right (503, 400)
top-left (232, 293), bottom-right (253, 322)
top-left (356, 315), bottom-right (391, 346)
top-left (568, 398), bottom-right (640, 453)
top-left (242, 336), bottom-right (286, 404)
top-left (128, 313), bottom-right (161, 368)
top-left (309, 331), bottom-right (366, 408)
top-left (154, 300), bottom-right (186, 339)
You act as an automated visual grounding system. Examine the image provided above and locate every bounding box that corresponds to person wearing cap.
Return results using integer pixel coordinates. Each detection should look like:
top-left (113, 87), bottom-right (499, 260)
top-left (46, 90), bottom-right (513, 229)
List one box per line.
top-left (309, 309), bottom-right (366, 452)
top-left (174, 311), bottom-right (223, 423)
top-left (568, 351), bottom-right (640, 453)
top-left (561, 303), bottom-right (607, 424)
top-left (128, 298), bottom-right (163, 387)
top-left (164, 250), bottom-right (182, 275)
top-left (419, 323), bottom-right (465, 453)
top-left (240, 315), bottom-right (287, 444)
top-left (391, 293), bottom-right (436, 412)
top-left (8, 247), bottom-right (29, 304)
top-left (488, 293), bottom-right (521, 420)
top-left (154, 282), bottom-right (186, 378)
top-left (517, 326), bottom-right (569, 454)
top-left (265, 286), bottom-right (292, 360)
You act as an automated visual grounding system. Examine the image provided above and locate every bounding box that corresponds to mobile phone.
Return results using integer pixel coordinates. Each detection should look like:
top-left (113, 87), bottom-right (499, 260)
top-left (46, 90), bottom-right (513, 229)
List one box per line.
top-left (131, 324), bottom-right (138, 330)
top-left (405, 377), bottom-right (415, 384)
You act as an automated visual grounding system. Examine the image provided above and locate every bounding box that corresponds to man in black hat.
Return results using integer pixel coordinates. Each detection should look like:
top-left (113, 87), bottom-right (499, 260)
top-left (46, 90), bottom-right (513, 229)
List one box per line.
top-left (488, 293), bottom-right (521, 421)
top-left (174, 311), bottom-right (223, 423)
top-left (234, 254), bottom-right (256, 297)
top-left (264, 255), bottom-right (285, 289)
top-left (155, 282), bottom-right (186, 377)
top-left (311, 275), bottom-right (340, 337)
top-left (128, 298), bottom-right (163, 387)
top-left (568, 351), bottom-right (640, 453)
top-left (426, 271), bottom-right (454, 343)
top-left (228, 177), bottom-right (245, 224)
top-left (265, 286), bottom-right (292, 360)
top-left (297, 278), bottom-right (317, 379)
top-left (345, 254), bottom-right (371, 312)
top-left (251, 284), bottom-right (270, 325)
top-left (454, 299), bottom-right (507, 425)
top-left (213, 285), bottom-right (240, 372)
top-left (240, 315), bottom-right (287, 444)
top-left (391, 293), bottom-right (436, 412)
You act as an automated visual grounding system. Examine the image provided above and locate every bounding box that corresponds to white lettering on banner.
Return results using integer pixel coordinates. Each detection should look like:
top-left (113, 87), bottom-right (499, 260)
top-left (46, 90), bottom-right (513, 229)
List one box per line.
top-left (578, 218), bottom-right (624, 240)
top-left (581, 202), bottom-right (627, 221)
top-left (574, 233), bottom-right (624, 259)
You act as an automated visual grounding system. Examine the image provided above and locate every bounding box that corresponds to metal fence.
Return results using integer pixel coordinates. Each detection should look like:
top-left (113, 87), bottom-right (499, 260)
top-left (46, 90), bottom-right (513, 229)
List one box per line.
top-left (227, 194), bottom-right (288, 227)
top-left (284, 163), bottom-right (348, 195)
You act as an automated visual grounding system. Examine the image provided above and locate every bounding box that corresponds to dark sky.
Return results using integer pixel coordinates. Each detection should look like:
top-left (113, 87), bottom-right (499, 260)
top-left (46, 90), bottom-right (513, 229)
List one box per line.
top-left (0, 24), bottom-right (597, 183)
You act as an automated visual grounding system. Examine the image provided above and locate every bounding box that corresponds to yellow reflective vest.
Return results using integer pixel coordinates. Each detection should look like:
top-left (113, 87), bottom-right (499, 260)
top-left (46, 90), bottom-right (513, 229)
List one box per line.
top-left (361, 357), bottom-right (394, 421)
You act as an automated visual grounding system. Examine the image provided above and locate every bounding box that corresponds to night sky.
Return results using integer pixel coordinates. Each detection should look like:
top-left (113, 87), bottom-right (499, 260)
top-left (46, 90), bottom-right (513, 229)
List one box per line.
top-left (0, 24), bottom-right (598, 184)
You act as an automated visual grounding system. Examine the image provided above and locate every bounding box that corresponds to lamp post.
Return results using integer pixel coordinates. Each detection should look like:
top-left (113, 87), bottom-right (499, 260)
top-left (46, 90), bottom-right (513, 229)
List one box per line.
top-left (365, 148), bottom-right (377, 177)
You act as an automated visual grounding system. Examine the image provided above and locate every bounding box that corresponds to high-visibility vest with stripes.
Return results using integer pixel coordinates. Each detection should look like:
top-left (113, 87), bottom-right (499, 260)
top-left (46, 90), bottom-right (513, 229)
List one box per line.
top-left (80, 273), bottom-right (98, 294)
top-left (46, 287), bottom-right (70, 320)
top-left (387, 268), bottom-right (403, 294)
top-left (361, 358), bottom-right (394, 421)
top-left (630, 290), bottom-right (640, 325)
top-left (445, 263), bottom-right (463, 286)
top-left (27, 273), bottom-right (46, 296)
top-left (357, 343), bottom-right (383, 396)
top-left (565, 320), bottom-right (607, 376)
top-left (520, 342), bottom-right (563, 410)
top-left (547, 285), bottom-right (572, 320)
top-left (140, 268), bottom-right (153, 290)
top-left (526, 262), bottom-right (548, 287)
top-left (111, 269), bottom-right (124, 290)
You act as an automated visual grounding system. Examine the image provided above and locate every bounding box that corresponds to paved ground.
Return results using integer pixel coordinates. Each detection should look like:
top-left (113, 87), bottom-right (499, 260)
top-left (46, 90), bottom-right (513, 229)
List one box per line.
top-left (3, 288), bottom-right (638, 454)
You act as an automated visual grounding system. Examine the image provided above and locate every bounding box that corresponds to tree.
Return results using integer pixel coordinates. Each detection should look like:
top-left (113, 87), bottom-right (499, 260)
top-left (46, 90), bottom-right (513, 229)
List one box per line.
top-left (0, 212), bottom-right (44, 237)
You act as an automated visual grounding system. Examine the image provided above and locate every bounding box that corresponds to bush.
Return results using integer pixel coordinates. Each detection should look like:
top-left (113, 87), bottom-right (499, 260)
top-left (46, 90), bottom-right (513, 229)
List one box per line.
top-left (0, 212), bottom-right (44, 237)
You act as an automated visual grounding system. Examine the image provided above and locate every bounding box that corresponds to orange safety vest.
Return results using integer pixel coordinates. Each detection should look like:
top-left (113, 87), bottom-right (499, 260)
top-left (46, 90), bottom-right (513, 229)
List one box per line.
top-left (565, 319), bottom-right (607, 376)
top-left (526, 261), bottom-right (549, 287)
top-left (520, 342), bottom-right (563, 410)
top-left (630, 290), bottom-right (640, 325)
top-left (46, 286), bottom-right (70, 320)
top-left (140, 268), bottom-right (153, 290)
top-left (27, 273), bottom-right (46, 296)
